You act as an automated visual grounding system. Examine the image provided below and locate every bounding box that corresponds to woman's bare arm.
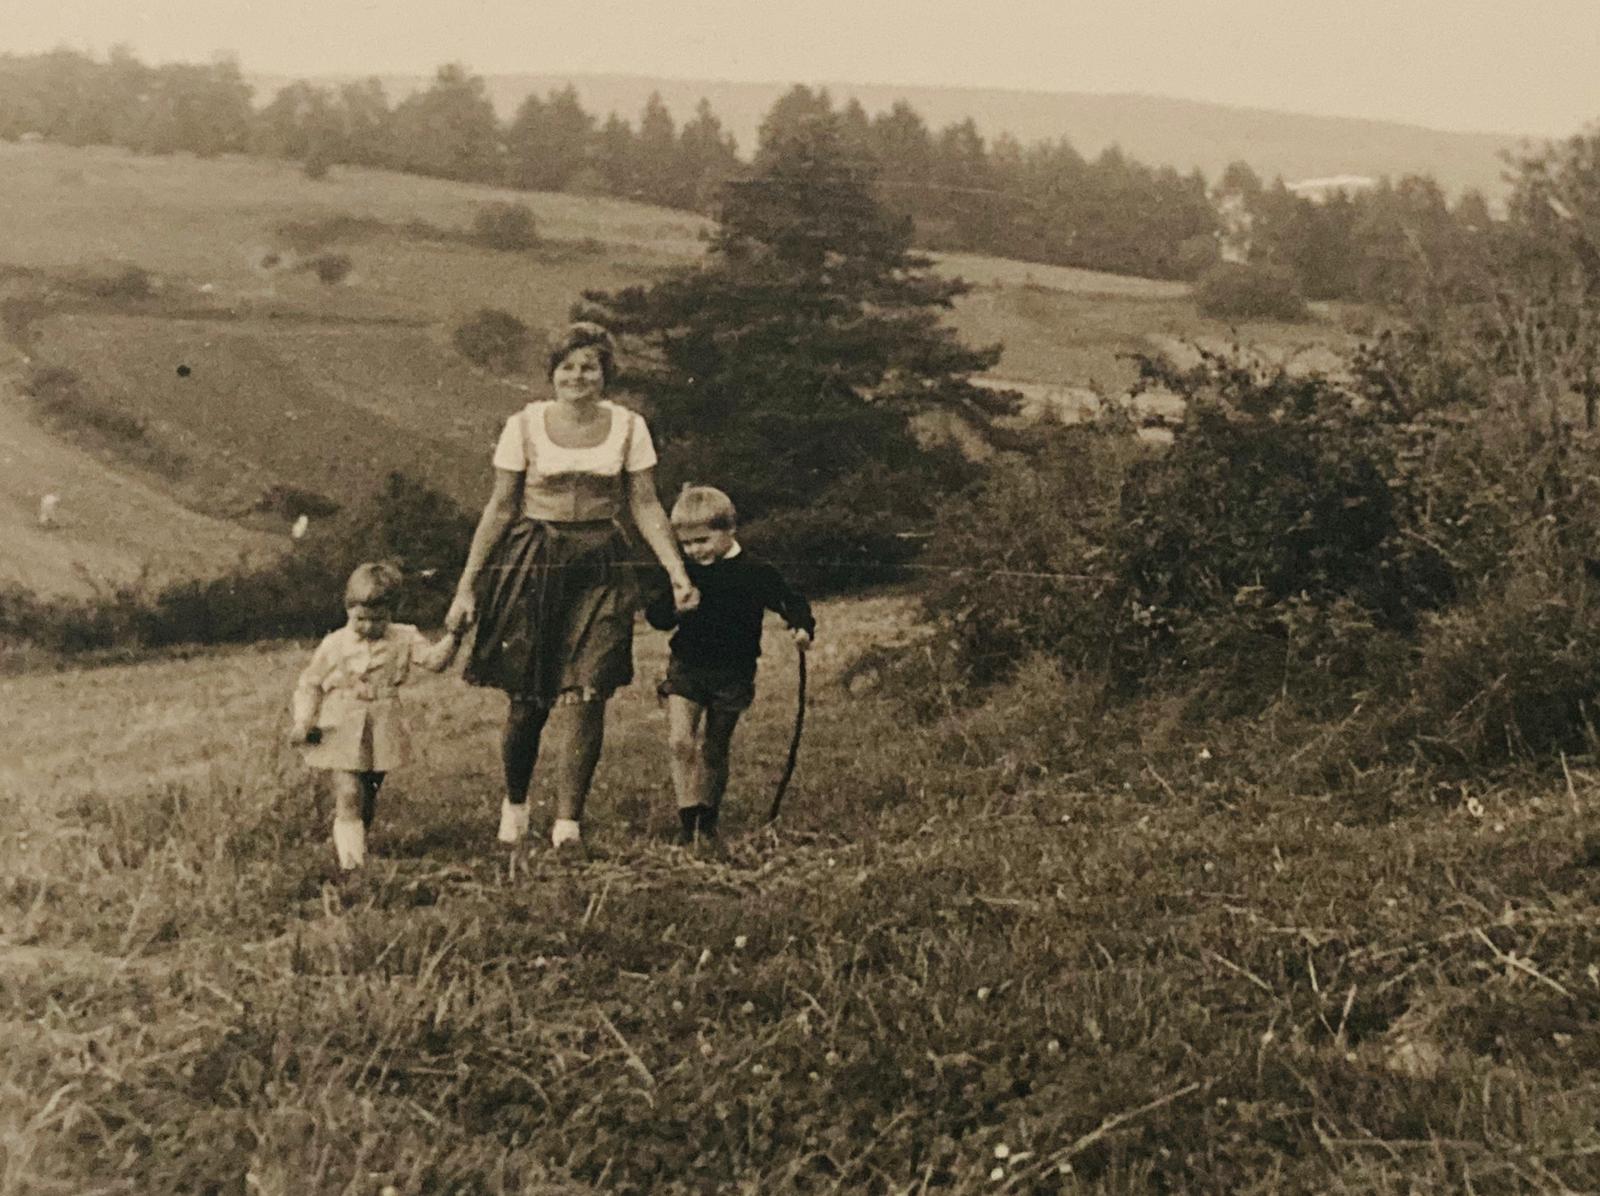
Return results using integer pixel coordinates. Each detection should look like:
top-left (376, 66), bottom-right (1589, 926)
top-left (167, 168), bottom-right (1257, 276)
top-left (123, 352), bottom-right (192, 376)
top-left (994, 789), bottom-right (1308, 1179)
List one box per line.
top-left (628, 468), bottom-right (697, 608)
top-left (446, 469), bottom-right (522, 631)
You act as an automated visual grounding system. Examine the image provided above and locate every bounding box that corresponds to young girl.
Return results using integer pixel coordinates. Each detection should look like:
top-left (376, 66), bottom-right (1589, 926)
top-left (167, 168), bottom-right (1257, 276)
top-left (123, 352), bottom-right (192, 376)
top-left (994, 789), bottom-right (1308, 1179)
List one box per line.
top-left (290, 562), bottom-right (465, 870)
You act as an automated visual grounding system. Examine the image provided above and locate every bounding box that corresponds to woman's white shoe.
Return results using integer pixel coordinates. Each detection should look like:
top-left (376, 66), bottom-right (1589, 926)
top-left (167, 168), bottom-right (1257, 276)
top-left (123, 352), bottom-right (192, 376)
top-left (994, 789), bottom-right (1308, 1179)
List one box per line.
top-left (498, 799), bottom-right (530, 844)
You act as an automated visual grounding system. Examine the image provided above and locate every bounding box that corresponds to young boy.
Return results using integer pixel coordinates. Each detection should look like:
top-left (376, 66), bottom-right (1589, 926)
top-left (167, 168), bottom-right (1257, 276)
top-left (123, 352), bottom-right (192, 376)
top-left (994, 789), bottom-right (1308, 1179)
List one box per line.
top-left (646, 486), bottom-right (815, 847)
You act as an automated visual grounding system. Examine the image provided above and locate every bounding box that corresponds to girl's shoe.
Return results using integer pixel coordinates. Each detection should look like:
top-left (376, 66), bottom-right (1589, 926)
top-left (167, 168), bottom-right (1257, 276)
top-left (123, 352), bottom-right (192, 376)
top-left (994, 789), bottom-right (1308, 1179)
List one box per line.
top-left (498, 799), bottom-right (530, 844)
top-left (332, 817), bottom-right (366, 870)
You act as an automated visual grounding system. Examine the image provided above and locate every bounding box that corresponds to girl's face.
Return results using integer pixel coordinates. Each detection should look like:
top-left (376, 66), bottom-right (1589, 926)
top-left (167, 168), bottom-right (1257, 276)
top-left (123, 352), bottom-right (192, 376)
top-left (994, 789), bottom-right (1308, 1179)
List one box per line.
top-left (551, 345), bottom-right (606, 405)
top-left (348, 604), bottom-right (391, 641)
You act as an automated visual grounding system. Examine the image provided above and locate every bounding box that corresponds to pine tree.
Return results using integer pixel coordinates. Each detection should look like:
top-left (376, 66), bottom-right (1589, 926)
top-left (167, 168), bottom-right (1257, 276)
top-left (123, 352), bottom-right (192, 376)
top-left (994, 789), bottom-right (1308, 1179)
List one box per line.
top-left (388, 63), bottom-right (500, 183)
top-left (505, 85), bottom-right (594, 192)
top-left (579, 86), bottom-right (1015, 542)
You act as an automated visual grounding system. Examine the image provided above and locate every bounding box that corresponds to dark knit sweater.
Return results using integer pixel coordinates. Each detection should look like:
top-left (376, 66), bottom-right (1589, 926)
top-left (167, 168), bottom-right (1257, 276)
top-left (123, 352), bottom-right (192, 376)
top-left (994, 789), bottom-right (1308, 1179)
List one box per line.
top-left (645, 550), bottom-right (815, 671)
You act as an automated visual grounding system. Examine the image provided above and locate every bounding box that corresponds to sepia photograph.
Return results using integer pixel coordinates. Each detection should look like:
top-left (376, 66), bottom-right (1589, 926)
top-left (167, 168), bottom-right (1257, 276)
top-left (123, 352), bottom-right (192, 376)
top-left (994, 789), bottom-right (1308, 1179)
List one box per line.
top-left (4, 1), bottom-right (1600, 1190)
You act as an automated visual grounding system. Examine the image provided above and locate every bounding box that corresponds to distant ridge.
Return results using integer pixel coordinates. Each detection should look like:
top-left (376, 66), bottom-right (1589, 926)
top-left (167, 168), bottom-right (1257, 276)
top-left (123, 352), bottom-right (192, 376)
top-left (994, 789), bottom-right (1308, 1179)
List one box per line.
top-left (249, 71), bottom-right (1539, 198)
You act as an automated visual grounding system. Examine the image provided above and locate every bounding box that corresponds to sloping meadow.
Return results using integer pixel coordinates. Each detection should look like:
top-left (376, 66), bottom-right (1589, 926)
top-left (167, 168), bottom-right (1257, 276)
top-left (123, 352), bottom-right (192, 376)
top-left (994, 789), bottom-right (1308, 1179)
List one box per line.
top-left (4, 595), bottom-right (1599, 1194)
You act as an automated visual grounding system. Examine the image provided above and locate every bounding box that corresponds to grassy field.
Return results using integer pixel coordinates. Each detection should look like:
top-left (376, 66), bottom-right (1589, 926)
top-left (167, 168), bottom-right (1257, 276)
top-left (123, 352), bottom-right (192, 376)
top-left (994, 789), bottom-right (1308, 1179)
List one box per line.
top-left (3, 595), bottom-right (1599, 1194)
top-left (0, 140), bottom-right (1359, 597)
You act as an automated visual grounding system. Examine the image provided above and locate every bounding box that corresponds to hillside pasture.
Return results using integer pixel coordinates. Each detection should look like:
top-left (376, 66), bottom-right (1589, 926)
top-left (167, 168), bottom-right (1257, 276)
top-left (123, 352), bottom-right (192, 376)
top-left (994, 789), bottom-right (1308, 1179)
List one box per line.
top-left (3, 596), bottom-right (1599, 1193)
top-left (0, 389), bottom-right (277, 596)
top-left (0, 141), bottom-right (1365, 596)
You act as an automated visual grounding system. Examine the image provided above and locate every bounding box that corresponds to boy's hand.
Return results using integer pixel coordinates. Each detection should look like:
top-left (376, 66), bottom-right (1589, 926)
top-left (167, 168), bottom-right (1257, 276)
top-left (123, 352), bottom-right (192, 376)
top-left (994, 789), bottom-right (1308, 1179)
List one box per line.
top-left (290, 726), bottom-right (322, 746)
top-left (673, 580), bottom-right (700, 613)
top-left (792, 629), bottom-right (813, 652)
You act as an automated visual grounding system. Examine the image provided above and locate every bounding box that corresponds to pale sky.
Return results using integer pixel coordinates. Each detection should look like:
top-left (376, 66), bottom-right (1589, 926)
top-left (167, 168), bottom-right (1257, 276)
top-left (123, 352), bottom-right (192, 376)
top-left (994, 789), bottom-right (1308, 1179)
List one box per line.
top-left (9, 0), bottom-right (1600, 137)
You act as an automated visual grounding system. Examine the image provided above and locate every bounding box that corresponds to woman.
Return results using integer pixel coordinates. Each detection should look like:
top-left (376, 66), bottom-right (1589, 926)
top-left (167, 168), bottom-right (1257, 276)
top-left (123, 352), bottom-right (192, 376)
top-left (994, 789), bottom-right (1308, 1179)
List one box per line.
top-left (446, 321), bottom-right (697, 856)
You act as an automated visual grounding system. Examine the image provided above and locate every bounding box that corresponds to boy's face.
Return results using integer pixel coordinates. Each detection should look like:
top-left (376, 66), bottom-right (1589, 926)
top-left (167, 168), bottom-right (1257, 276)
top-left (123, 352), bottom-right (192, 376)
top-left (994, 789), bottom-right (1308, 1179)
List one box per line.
top-left (348, 604), bottom-right (391, 640)
top-left (676, 522), bottom-right (735, 566)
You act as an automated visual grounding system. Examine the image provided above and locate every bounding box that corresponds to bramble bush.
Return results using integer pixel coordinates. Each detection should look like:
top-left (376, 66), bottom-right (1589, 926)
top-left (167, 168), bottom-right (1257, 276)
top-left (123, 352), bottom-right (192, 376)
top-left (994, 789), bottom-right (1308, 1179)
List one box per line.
top-left (916, 338), bottom-right (1600, 781)
top-left (451, 307), bottom-right (530, 375)
top-left (1194, 261), bottom-right (1307, 322)
top-left (470, 201), bottom-right (538, 251)
top-left (2, 473), bottom-right (473, 657)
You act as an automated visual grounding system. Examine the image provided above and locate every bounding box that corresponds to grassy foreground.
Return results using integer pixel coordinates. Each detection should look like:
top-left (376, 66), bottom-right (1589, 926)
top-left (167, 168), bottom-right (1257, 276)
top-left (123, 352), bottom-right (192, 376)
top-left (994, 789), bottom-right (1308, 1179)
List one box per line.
top-left (4, 595), bottom-right (1599, 1195)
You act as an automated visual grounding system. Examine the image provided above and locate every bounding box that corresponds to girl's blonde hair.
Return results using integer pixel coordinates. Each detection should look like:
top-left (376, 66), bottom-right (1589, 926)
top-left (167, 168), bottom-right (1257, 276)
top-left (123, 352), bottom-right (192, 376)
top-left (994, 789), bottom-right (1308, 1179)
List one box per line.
top-left (670, 484), bottom-right (737, 531)
top-left (344, 561), bottom-right (404, 609)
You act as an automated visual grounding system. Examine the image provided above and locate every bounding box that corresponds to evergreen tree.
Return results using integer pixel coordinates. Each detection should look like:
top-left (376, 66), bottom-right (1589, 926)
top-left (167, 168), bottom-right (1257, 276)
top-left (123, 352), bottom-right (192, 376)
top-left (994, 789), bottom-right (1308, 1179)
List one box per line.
top-left (388, 63), bottom-right (500, 182)
top-left (591, 112), bottom-right (637, 196)
top-left (337, 78), bottom-right (393, 167)
top-left (580, 87), bottom-right (1014, 540)
top-left (675, 98), bottom-right (741, 211)
top-left (635, 92), bottom-right (679, 205)
top-left (505, 85), bottom-right (594, 191)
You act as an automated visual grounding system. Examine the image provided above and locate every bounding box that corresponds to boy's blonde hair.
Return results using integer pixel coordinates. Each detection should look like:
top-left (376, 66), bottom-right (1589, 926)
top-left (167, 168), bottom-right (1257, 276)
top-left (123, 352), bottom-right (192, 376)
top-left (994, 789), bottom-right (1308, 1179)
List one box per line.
top-left (671, 485), bottom-right (737, 531)
top-left (344, 561), bottom-right (404, 609)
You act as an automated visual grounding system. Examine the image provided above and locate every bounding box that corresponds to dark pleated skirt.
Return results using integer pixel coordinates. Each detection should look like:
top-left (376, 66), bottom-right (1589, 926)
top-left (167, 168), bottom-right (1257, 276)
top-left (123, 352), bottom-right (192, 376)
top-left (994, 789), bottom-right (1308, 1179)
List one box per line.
top-left (463, 519), bottom-right (638, 705)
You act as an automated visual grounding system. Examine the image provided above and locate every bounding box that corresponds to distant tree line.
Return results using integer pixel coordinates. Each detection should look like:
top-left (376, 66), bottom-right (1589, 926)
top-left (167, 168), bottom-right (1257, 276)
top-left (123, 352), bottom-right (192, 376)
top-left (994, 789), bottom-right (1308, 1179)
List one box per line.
top-left (0, 48), bottom-right (1512, 300)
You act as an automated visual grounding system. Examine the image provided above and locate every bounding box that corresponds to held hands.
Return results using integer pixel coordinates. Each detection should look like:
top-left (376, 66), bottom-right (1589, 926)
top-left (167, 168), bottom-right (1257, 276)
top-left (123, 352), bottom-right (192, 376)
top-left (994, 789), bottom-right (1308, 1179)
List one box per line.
top-left (444, 590), bottom-right (476, 635)
top-left (672, 577), bottom-right (700, 614)
top-left (792, 628), bottom-right (813, 653)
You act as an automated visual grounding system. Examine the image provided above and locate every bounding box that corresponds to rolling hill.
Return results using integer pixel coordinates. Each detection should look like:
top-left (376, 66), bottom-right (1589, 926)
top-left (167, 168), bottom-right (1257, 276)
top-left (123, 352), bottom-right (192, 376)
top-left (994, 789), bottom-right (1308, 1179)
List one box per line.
top-left (0, 140), bottom-right (1358, 597)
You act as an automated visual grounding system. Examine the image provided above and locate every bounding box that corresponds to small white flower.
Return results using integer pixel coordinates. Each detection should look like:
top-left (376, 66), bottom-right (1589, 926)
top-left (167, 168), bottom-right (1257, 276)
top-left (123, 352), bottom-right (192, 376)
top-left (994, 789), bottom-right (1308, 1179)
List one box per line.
top-left (1198, 747), bottom-right (1213, 762)
top-left (751, 1063), bottom-right (766, 1076)
top-left (734, 935), bottom-right (748, 950)
top-left (1046, 1039), bottom-right (1061, 1054)
top-left (741, 1001), bottom-right (755, 1015)
top-left (1466, 797), bottom-right (1485, 818)
top-left (989, 1166), bottom-right (1005, 1181)
top-left (977, 986), bottom-right (992, 1001)
top-left (825, 1050), bottom-right (841, 1066)
top-left (698, 947), bottom-right (712, 966)
top-left (671, 1000), bottom-right (684, 1013)
top-left (994, 1144), bottom-right (1010, 1159)
top-left (1058, 1161), bottom-right (1074, 1175)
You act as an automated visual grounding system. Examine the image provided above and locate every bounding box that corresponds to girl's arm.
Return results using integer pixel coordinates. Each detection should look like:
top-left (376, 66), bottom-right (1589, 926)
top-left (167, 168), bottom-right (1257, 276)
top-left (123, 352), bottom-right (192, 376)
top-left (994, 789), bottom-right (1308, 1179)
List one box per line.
top-left (412, 625), bottom-right (466, 673)
top-left (627, 468), bottom-right (697, 611)
top-left (446, 469), bottom-right (522, 631)
top-left (290, 636), bottom-right (339, 738)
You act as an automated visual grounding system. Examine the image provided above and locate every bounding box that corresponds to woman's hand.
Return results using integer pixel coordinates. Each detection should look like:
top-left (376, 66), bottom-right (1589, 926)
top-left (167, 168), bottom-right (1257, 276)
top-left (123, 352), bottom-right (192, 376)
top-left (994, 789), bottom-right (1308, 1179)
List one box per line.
top-left (672, 578), bottom-right (700, 613)
top-left (445, 590), bottom-right (477, 634)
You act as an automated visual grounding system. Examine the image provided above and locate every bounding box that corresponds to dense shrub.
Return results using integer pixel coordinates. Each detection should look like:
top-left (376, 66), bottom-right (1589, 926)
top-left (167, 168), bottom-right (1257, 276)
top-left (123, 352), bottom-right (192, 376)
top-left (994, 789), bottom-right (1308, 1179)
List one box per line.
top-left (914, 342), bottom-right (1600, 779)
top-left (470, 202), bottom-right (538, 251)
top-left (1194, 261), bottom-right (1307, 322)
top-left (451, 307), bottom-right (530, 375)
top-left (305, 253), bottom-right (353, 284)
top-left (2, 473), bottom-right (473, 655)
top-left (249, 483), bottom-right (342, 520)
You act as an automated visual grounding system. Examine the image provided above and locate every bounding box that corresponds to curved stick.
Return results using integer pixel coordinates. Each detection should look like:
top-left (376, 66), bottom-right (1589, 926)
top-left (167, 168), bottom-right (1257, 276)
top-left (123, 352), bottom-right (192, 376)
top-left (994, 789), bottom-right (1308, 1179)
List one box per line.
top-left (767, 647), bottom-right (807, 823)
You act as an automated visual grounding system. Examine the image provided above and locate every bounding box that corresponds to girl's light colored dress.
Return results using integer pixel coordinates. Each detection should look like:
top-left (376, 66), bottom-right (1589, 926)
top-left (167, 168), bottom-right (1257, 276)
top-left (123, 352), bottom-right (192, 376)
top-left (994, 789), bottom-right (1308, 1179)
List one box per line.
top-left (292, 623), bottom-right (448, 771)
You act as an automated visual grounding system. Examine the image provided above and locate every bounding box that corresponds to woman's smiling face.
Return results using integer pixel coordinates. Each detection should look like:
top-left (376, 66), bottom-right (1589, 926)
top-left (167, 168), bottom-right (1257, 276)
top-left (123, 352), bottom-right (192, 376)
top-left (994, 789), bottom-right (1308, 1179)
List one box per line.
top-left (551, 344), bottom-right (606, 404)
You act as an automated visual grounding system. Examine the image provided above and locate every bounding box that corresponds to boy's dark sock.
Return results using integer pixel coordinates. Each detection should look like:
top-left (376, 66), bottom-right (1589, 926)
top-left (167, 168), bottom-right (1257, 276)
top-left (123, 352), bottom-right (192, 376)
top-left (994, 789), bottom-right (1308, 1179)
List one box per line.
top-left (697, 804), bottom-right (719, 838)
top-left (677, 806), bottom-right (701, 845)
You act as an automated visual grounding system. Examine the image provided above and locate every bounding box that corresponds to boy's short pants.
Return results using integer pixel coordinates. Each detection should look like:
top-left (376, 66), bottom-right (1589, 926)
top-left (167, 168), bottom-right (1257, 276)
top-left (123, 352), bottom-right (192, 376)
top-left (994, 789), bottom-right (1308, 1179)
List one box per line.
top-left (658, 657), bottom-right (757, 713)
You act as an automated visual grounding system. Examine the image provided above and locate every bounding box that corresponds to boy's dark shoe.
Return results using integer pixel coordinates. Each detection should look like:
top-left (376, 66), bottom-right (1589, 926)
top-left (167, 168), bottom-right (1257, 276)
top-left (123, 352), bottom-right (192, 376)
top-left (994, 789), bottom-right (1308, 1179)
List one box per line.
top-left (697, 805), bottom-right (720, 838)
top-left (676, 806), bottom-right (703, 847)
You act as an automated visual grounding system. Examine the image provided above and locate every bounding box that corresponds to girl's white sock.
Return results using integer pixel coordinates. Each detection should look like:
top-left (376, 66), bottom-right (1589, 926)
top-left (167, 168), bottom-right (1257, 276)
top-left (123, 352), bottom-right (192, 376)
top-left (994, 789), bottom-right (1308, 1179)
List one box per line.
top-left (498, 799), bottom-right (530, 844)
top-left (551, 818), bottom-right (582, 848)
top-left (332, 817), bottom-right (366, 870)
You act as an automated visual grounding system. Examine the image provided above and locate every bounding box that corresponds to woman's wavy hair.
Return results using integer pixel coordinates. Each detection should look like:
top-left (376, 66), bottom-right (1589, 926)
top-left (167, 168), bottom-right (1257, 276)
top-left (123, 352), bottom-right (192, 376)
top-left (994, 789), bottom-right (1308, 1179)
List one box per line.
top-left (546, 321), bottom-right (618, 386)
